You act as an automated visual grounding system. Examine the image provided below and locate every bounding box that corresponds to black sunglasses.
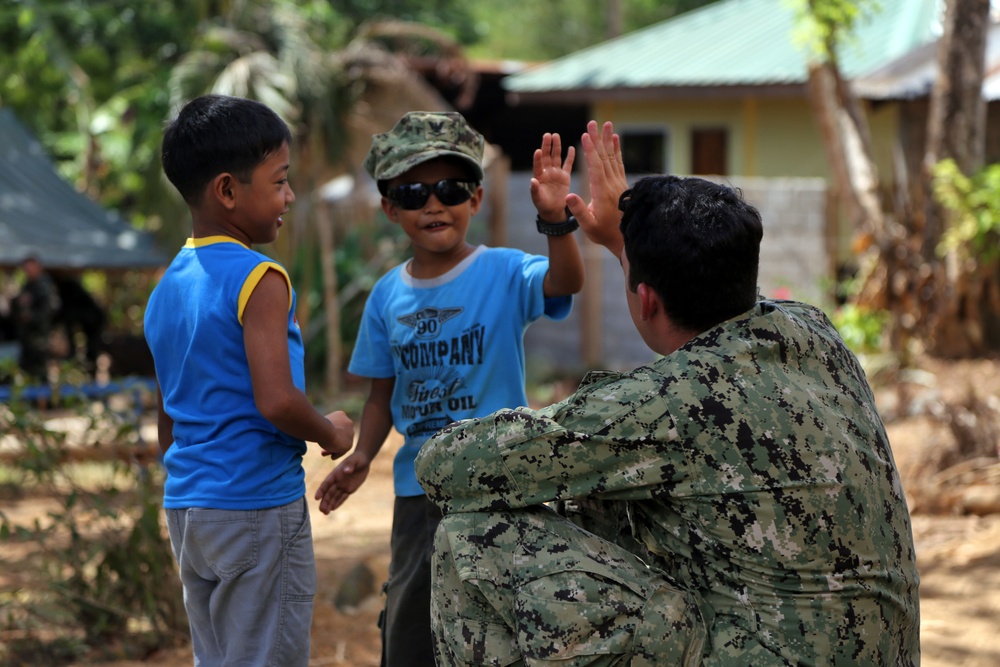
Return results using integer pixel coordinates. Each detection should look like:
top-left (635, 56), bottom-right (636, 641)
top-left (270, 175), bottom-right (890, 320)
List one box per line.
top-left (387, 179), bottom-right (478, 210)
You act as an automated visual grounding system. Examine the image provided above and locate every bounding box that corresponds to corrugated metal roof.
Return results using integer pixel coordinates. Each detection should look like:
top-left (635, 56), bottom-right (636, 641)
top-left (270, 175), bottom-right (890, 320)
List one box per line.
top-left (0, 109), bottom-right (166, 270)
top-left (504, 0), bottom-right (941, 93)
top-left (855, 20), bottom-right (1000, 101)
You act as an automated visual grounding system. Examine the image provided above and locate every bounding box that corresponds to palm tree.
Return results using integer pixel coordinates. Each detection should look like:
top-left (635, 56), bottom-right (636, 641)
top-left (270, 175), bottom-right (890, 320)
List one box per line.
top-left (167, 2), bottom-right (472, 394)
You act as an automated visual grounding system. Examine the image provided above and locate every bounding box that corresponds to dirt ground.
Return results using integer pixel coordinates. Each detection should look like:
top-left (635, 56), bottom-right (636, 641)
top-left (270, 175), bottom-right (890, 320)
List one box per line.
top-left (8, 358), bottom-right (1000, 666)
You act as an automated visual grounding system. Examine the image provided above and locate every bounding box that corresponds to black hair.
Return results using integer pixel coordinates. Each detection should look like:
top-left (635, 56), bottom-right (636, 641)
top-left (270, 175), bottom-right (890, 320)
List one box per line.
top-left (620, 175), bottom-right (763, 332)
top-left (161, 94), bottom-right (292, 204)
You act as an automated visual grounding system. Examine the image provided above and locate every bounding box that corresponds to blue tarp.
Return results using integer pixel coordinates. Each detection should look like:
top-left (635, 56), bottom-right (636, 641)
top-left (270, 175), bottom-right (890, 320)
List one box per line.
top-left (0, 375), bottom-right (157, 403)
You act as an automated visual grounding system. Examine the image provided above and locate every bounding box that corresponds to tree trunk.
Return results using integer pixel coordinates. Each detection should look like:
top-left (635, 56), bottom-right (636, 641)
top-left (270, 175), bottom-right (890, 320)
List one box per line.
top-left (921, 0), bottom-right (992, 357)
top-left (805, 61), bottom-right (885, 237)
top-left (804, 59), bottom-right (924, 355)
top-left (606, 0), bottom-right (624, 39)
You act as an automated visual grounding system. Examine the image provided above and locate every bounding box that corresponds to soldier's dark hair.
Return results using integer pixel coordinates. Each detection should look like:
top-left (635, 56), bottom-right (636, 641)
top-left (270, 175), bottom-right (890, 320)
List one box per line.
top-left (161, 94), bottom-right (292, 205)
top-left (619, 175), bottom-right (763, 332)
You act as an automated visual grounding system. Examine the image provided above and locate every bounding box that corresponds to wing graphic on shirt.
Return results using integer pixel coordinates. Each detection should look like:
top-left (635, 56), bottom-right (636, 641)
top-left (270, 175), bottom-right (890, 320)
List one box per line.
top-left (397, 306), bottom-right (464, 339)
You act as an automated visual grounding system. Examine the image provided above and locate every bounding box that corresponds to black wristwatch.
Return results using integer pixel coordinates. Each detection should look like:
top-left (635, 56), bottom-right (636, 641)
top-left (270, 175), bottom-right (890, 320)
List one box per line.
top-left (536, 207), bottom-right (579, 236)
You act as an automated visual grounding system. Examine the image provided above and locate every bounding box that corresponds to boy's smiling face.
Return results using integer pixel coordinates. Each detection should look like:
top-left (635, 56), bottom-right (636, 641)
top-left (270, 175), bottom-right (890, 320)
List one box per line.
top-left (234, 141), bottom-right (295, 245)
top-left (382, 157), bottom-right (483, 267)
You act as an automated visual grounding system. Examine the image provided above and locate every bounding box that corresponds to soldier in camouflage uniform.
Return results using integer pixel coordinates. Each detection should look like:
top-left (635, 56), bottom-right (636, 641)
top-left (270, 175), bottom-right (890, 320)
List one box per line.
top-left (14, 256), bottom-right (60, 380)
top-left (414, 121), bottom-right (920, 666)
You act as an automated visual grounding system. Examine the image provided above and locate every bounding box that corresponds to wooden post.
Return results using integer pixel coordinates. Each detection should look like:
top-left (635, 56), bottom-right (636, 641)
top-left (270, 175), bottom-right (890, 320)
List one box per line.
top-left (489, 154), bottom-right (510, 248)
top-left (316, 202), bottom-right (341, 397)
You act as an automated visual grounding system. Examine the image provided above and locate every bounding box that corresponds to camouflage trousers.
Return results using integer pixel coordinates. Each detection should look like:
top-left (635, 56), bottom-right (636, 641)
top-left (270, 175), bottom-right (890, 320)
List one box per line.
top-left (430, 505), bottom-right (708, 666)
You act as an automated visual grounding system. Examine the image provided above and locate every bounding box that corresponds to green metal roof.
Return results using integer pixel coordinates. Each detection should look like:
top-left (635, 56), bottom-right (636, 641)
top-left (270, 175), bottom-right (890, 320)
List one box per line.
top-left (504, 0), bottom-right (940, 93)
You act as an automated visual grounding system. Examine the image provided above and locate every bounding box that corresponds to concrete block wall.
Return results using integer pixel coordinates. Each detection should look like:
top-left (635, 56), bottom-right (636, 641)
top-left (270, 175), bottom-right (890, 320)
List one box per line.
top-left (489, 172), bottom-right (830, 372)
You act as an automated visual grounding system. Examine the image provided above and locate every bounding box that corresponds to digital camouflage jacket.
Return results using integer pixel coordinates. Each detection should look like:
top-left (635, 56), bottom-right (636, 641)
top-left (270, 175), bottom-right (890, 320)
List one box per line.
top-left (416, 299), bottom-right (920, 665)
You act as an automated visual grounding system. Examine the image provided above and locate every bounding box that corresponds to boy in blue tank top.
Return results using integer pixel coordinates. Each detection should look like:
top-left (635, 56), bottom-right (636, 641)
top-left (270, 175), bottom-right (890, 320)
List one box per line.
top-left (144, 94), bottom-right (354, 667)
top-left (314, 111), bottom-right (585, 667)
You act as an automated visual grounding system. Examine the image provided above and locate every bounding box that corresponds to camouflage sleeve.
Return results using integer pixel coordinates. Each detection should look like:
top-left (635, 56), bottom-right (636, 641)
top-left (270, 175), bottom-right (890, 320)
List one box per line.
top-left (416, 374), bottom-right (683, 514)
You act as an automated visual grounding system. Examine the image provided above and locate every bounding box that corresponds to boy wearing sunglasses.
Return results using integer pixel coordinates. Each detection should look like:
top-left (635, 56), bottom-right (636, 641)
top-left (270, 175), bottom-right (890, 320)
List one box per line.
top-left (316, 110), bottom-right (584, 666)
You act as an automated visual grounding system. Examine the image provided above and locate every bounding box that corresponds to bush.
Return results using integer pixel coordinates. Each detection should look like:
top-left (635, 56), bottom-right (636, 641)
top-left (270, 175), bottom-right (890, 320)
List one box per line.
top-left (0, 380), bottom-right (186, 664)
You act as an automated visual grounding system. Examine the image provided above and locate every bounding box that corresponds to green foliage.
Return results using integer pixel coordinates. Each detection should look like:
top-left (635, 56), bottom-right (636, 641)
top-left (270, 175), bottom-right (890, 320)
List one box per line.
top-left (465, 0), bottom-right (717, 60)
top-left (0, 384), bottom-right (185, 662)
top-left (790, 0), bottom-right (883, 61)
top-left (2, 0), bottom-right (721, 354)
top-left (296, 213), bottom-right (411, 378)
top-left (932, 158), bottom-right (1000, 262)
top-left (831, 302), bottom-right (888, 354)
top-left (333, 0), bottom-right (480, 44)
top-left (0, 0), bottom-right (721, 248)
top-left (0, 0), bottom-right (199, 223)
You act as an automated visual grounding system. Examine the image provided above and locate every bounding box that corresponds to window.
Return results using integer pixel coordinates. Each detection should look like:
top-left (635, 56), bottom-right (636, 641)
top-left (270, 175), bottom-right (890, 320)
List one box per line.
top-left (620, 128), bottom-right (668, 174)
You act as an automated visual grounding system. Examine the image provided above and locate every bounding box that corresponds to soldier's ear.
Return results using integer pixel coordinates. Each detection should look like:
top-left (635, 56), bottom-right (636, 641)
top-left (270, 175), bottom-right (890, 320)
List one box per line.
top-left (637, 283), bottom-right (660, 321)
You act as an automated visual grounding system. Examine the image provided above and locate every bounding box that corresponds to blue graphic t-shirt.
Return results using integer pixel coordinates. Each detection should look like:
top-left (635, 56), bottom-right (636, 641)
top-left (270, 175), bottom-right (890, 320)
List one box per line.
top-left (349, 245), bottom-right (572, 496)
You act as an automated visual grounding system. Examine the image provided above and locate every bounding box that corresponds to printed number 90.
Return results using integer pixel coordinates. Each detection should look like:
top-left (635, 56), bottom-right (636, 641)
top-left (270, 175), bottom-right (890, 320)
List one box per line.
top-left (417, 319), bottom-right (439, 337)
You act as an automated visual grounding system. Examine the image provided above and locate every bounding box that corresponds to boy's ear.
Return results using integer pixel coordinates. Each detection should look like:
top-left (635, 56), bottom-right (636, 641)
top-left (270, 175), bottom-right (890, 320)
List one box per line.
top-left (467, 185), bottom-right (484, 215)
top-left (211, 173), bottom-right (238, 210)
top-left (380, 197), bottom-right (399, 222)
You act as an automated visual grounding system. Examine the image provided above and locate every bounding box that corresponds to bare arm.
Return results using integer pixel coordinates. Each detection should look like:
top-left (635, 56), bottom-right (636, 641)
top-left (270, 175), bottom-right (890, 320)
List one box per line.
top-left (566, 120), bottom-right (629, 258)
top-left (531, 132), bottom-right (585, 297)
top-left (344, 377), bottom-right (395, 467)
top-left (244, 268), bottom-right (353, 458)
top-left (315, 376), bottom-right (395, 514)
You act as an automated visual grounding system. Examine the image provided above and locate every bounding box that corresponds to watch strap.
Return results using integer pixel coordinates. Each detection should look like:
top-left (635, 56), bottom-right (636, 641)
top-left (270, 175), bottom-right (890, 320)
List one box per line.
top-left (536, 207), bottom-right (579, 236)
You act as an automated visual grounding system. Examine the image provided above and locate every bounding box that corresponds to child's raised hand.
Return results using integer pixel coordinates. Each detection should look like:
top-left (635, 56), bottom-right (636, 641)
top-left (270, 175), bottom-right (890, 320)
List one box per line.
top-left (315, 451), bottom-right (371, 514)
top-left (530, 132), bottom-right (576, 221)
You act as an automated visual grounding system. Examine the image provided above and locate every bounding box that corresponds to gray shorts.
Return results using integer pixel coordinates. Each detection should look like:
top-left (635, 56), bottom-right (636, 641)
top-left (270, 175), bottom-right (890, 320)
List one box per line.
top-left (165, 496), bottom-right (316, 666)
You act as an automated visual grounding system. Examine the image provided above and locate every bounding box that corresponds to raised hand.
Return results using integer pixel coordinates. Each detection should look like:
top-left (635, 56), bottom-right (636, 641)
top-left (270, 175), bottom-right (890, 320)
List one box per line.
top-left (530, 132), bottom-right (576, 221)
top-left (567, 120), bottom-right (629, 256)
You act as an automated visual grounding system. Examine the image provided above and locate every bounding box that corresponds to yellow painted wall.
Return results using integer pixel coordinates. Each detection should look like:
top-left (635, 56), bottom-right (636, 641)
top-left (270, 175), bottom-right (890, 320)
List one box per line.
top-left (592, 96), bottom-right (900, 181)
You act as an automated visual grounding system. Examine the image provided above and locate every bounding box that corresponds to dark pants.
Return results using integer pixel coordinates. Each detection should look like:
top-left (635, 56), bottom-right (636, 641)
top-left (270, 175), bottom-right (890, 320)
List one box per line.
top-left (382, 494), bottom-right (443, 667)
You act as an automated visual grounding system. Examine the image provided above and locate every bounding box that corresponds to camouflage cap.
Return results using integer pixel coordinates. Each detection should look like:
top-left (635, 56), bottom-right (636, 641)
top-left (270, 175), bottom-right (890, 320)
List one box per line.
top-left (364, 111), bottom-right (485, 182)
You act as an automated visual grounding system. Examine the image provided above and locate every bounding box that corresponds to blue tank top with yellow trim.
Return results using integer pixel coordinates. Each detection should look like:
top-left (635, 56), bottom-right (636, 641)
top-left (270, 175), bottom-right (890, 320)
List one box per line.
top-left (144, 236), bottom-right (307, 510)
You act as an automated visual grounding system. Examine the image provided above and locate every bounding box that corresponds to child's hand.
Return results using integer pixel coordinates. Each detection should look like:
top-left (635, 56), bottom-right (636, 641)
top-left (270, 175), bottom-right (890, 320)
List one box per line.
top-left (319, 410), bottom-right (354, 459)
top-left (315, 452), bottom-right (371, 514)
top-left (530, 132), bottom-right (576, 222)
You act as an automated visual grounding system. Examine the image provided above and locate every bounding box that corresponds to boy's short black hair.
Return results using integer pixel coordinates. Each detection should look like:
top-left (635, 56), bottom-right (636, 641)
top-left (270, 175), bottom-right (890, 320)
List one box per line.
top-left (161, 94), bottom-right (292, 204)
top-left (621, 175), bottom-right (763, 332)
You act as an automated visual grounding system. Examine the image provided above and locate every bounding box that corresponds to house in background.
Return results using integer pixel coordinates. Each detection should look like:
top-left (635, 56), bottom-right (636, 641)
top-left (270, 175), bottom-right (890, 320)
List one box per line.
top-left (501, 0), bottom-right (939, 182)
top-left (854, 19), bottom-right (1000, 185)
top-left (494, 0), bottom-right (943, 369)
